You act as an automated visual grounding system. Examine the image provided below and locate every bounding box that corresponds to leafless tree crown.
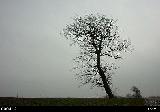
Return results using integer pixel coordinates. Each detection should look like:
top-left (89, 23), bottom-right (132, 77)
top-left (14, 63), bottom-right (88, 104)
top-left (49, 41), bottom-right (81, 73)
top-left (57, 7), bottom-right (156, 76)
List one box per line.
top-left (63, 14), bottom-right (131, 88)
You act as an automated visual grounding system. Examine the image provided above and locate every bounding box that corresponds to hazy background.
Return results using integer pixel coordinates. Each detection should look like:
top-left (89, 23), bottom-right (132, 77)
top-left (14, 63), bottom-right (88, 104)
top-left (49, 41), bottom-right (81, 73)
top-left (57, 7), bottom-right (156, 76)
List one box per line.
top-left (0, 0), bottom-right (160, 98)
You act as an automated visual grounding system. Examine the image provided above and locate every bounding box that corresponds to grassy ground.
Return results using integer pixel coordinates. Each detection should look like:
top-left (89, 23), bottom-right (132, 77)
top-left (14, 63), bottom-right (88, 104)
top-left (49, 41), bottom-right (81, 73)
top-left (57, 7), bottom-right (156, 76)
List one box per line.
top-left (0, 97), bottom-right (144, 106)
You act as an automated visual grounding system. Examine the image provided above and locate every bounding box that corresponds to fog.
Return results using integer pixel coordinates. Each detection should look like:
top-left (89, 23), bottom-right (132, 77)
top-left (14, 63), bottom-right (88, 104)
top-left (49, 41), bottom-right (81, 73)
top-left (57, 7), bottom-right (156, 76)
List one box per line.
top-left (0, 0), bottom-right (160, 98)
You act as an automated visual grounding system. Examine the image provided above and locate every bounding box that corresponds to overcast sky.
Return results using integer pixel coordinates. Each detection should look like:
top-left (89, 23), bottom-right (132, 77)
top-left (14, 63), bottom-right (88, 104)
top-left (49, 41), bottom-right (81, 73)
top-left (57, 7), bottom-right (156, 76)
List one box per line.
top-left (0, 0), bottom-right (160, 98)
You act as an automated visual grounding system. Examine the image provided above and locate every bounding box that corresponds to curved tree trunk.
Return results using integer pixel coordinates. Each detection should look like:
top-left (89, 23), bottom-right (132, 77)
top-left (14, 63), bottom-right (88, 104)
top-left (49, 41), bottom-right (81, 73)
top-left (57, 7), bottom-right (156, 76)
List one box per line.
top-left (97, 53), bottom-right (114, 99)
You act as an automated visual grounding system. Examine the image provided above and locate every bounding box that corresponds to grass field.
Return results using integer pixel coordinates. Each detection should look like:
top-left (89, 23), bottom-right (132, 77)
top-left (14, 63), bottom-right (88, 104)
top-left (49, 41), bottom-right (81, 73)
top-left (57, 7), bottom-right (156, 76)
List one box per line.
top-left (0, 97), bottom-right (144, 106)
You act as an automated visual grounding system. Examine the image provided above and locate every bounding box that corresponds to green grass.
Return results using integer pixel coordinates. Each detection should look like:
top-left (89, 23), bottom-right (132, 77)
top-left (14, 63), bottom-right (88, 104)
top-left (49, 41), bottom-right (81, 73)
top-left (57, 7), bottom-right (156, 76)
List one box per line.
top-left (0, 97), bottom-right (144, 106)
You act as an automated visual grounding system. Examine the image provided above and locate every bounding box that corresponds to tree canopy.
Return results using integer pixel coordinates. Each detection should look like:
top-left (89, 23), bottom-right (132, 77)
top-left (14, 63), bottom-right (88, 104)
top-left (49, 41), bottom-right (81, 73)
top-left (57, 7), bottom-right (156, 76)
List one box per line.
top-left (63, 14), bottom-right (131, 98)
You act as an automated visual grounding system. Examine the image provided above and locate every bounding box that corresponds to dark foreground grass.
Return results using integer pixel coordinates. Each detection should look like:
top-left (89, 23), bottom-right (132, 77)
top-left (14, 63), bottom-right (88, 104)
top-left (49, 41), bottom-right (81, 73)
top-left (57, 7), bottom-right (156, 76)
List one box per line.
top-left (0, 97), bottom-right (144, 106)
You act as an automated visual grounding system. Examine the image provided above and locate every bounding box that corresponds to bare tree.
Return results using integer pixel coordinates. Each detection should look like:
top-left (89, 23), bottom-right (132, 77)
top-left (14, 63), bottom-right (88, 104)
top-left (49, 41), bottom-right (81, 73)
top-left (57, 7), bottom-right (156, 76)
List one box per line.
top-left (131, 86), bottom-right (142, 98)
top-left (62, 14), bottom-right (131, 98)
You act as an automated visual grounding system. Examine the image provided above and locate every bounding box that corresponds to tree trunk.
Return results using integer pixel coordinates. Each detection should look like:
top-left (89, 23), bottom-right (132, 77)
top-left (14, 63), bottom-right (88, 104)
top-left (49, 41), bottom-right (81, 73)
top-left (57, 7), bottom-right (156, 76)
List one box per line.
top-left (97, 53), bottom-right (114, 99)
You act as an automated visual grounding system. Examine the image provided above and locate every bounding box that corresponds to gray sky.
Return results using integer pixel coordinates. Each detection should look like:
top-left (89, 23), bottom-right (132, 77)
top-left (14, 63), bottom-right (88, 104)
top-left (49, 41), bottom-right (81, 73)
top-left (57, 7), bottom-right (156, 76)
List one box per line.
top-left (0, 0), bottom-right (160, 98)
